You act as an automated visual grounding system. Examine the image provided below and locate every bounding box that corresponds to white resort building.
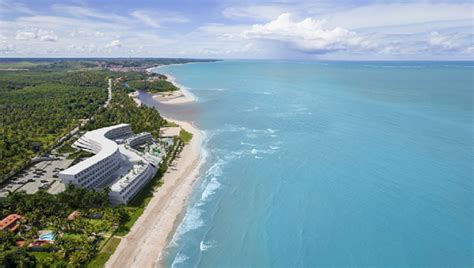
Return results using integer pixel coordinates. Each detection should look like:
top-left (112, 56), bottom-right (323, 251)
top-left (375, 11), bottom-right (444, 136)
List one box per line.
top-left (59, 124), bottom-right (168, 205)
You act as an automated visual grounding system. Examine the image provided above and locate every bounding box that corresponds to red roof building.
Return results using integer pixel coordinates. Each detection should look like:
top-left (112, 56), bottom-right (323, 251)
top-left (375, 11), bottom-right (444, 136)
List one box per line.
top-left (67, 211), bottom-right (81, 221)
top-left (0, 214), bottom-right (23, 232)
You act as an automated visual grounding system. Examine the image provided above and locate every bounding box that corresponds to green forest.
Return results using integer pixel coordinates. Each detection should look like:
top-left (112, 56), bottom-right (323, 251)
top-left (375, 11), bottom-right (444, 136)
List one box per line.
top-left (0, 69), bottom-right (109, 180)
top-left (127, 79), bottom-right (179, 93)
top-left (0, 57), bottom-right (192, 181)
top-left (0, 58), bottom-right (195, 267)
top-left (0, 185), bottom-right (123, 267)
top-left (83, 82), bottom-right (167, 138)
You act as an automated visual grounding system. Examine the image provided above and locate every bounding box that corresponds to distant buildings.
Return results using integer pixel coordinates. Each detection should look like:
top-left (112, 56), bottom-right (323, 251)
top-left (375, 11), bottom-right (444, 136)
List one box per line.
top-left (106, 64), bottom-right (157, 73)
top-left (59, 124), bottom-right (168, 205)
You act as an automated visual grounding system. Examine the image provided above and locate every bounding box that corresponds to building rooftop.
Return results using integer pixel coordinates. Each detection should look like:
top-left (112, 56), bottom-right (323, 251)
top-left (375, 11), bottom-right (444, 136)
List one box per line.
top-left (67, 211), bottom-right (81, 221)
top-left (0, 214), bottom-right (23, 231)
top-left (110, 163), bottom-right (149, 192)
top-left (59, 124), bottom-right (130, 176)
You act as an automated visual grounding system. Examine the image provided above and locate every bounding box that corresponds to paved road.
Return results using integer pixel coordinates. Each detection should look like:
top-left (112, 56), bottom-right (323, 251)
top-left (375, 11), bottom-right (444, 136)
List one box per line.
top-left (104, 78), bottom-right (112, 108)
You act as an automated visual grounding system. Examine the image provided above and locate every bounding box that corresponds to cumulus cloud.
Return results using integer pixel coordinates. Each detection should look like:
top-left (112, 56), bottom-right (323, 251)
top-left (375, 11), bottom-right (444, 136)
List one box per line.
top-left (243, 13), bottom-right (373, 54)
top-left (105, 39), bottom-right (121, 48)
top-left (2, 1), bottom-right (472, 59)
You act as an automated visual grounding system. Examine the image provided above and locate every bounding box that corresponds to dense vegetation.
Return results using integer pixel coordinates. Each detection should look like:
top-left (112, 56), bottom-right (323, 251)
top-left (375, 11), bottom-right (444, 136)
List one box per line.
top-left (103, 58), bottom-right (216, 67)
top-left (83, 82), bottom-right (166, 138)
top-left (0, 58), bottom-right (195, 266)
top-left (127, 79), bottom-right (178, 93)
top-left (0, 186), bottom-right (124, 267)
top-left (0, 58), bottom-right (217, 69)
top-left (0, 69), bottom-right (109, 180)
top-left (0, 137), bottom-right (184, 267)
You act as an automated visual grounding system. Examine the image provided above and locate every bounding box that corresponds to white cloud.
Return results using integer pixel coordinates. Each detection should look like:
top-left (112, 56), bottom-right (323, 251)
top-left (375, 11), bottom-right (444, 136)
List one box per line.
top-left (222, 5), bottom-right (288, 21)
top-left (244, 13), bottom-right (373, 54)
top-left (131, 10), bottom-right (189, 28)
top-left (105, 39), bottom-right (121, 48)
top-left (51, 4), bottom-right (129, 24)
top-left (1, 1), bottom-right (472, 59)
top-left (15, 29), bottom-right (58, 42)
top-left (39, 34), bottom-right (58, 42)
top-left (0, 0), bottom-right (34, 15)
top-left (428, 32), bottom-right (455, 50)
top-left (15, 31), bottom-right (36, 40)
top-left (324, 3), bottom-right (474, 30)
top-left (131, 11), bottom-right (161, 28)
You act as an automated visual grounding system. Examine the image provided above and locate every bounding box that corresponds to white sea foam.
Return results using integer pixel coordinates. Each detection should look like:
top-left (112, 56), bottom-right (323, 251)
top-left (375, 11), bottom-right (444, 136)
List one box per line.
top-left (153, 71), bottom-right (199, 102)
top-left (171, 252), bottom-right (189, 268)
top-left (221, 124), bottom-right (248, 133)
top-left (241, 141), bottom-right (257, 146)
top-left (205, 159), bottom-right (225, 178)
top-left (205, 88), bottom-right (228, 91)
top-left (200, 240), bottom-right (217, 251)
top-left (201, 177), bottom-right (221, 201)
top-left (170, 205), bottom-right (204, 247)
top-left (242, 106), bottom-right (260, 112)
top-left (251, 148), bottom-right (278, 155)
top-left (226, 150), bottom-right (244, 160)
top-left (246, 133), bottom-right (258, 138)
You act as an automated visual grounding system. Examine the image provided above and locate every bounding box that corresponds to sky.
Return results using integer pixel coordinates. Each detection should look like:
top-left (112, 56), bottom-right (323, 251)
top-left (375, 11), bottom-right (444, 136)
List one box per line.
top-left (1, 0), bottom-right (473, 60)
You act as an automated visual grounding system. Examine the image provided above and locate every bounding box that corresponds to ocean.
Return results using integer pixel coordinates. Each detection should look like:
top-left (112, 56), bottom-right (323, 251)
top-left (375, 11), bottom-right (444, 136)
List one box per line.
top-left (141, 61), bottom-right (473, 267)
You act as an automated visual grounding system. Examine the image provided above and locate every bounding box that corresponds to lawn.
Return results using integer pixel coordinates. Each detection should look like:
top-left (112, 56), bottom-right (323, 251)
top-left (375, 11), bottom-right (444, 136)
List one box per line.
top-left (179, 128), bottom-right (193, 143)
top-left (114, 176), bottom-right (164, 236)
top-left (86, 237), bottom-right (121, 268)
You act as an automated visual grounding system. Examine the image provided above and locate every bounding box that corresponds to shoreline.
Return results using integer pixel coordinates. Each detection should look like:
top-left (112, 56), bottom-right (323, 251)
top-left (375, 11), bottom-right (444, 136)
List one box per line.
top-left (128, 73), bottom-right (195, 105)
top-left (151, 65), bottom-right (197, 104)
top-left (107, 72), bottom-right (204, 267)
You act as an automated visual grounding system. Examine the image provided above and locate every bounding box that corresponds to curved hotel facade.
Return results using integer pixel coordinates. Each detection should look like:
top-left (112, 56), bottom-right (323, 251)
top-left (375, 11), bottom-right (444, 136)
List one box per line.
top-left (59, 124), bottom-right (163, 204)
top-left (59, 124), bottom-right (132, 188)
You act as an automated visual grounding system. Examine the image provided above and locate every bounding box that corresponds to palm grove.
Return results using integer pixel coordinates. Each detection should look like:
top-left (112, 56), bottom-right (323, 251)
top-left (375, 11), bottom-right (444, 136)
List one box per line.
top-left (0, 59), bottom-right (204, 266)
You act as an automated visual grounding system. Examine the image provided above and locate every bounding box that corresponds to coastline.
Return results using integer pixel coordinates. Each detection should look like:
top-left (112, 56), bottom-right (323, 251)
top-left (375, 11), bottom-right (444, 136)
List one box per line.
top-left (128, 73), bottom-right (195, 105)
top-left (151, 65), bottom-right (197, 104)
top-left (106, 73), bottom-right (203, 267)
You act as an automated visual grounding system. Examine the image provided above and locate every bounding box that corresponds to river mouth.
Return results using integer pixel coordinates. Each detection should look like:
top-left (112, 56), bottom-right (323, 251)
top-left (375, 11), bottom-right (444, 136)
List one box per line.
top-left (137, 90), bottom-right (200, 122)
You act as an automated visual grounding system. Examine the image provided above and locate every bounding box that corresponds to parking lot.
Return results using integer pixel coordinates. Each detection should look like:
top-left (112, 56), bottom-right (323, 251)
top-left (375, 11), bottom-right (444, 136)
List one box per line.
top-left (0, 157), bottom-right (73, 198)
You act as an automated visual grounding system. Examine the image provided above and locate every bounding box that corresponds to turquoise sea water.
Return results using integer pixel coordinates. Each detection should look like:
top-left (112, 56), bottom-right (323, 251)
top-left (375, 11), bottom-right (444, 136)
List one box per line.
top-left (143, 61), bottom-right (473, 267)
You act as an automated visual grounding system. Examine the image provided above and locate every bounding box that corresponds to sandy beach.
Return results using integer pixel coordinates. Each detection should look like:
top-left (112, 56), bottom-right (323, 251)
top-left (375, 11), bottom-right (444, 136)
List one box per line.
top-left (152, 74), bottom-right (196, 104)
top-left (106, 82), bottom-right (203, 267)
top-left (128, 72), bottom-right (195, 105)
